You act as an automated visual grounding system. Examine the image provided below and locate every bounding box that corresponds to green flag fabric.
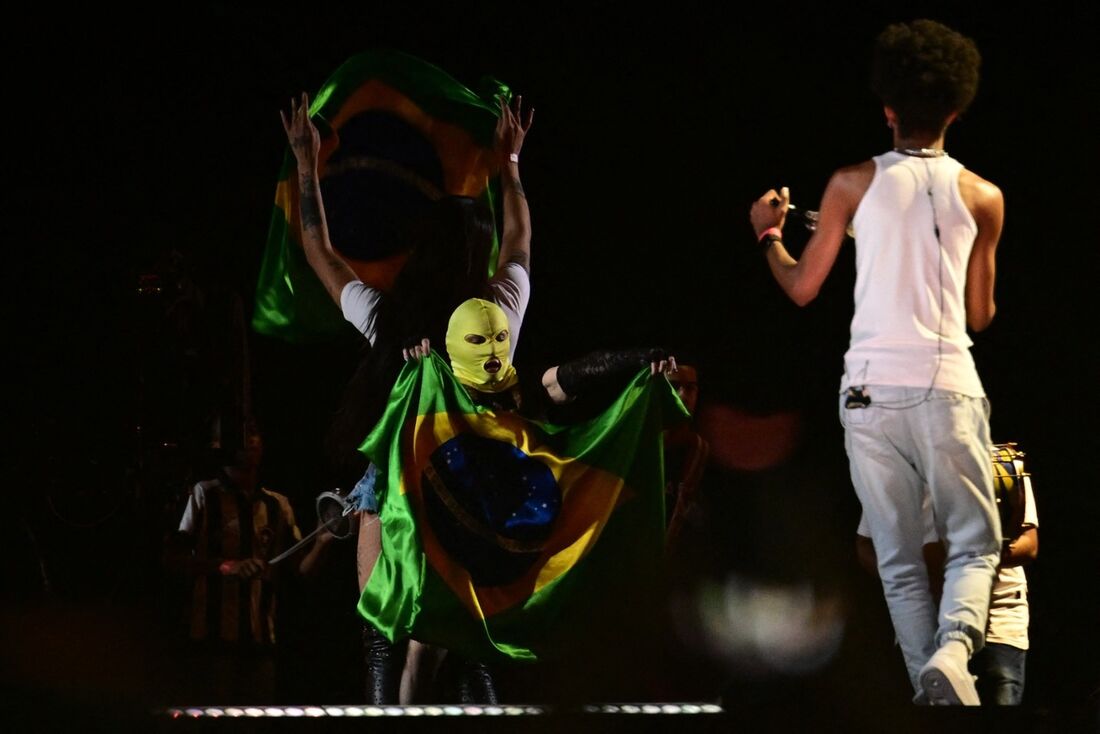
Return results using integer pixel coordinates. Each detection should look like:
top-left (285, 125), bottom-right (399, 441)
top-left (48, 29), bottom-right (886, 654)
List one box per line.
top-left (357, 353), bottom-right (688, 662)
top-left (253, 50), bottom-right (509, 342)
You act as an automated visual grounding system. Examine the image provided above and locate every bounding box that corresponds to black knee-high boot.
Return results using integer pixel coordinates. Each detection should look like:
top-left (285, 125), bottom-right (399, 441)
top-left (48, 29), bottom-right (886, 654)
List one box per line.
top-left (363, 623), bottom-right (407, 704)
top-left (452, 657), bottom-right (499, 704)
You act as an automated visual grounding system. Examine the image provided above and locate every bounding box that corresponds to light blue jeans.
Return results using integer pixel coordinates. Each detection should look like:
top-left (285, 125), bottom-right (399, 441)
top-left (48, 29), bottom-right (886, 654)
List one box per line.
top-left (348, 463), bottom-right (381, 513)
top-left (840, 386), bottom-right (1001, 693)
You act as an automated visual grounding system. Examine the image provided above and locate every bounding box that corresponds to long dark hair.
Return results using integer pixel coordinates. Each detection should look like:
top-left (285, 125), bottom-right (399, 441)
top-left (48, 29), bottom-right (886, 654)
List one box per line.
top-left (325, 196), bottom-right (495, 481)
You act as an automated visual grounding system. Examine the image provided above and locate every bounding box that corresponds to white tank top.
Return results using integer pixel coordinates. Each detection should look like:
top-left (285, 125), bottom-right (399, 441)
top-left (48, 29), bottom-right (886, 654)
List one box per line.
top-left (840, 151), bottom-right (984, 397)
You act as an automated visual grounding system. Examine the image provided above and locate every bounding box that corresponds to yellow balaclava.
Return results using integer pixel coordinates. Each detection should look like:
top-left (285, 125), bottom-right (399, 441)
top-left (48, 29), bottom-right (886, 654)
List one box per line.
top-left (445, 298), bottom-right (518, 393)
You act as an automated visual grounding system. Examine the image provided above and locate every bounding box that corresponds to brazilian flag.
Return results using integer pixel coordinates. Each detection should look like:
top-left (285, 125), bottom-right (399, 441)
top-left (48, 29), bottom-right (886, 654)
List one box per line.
top-left (358, 354), bottom-right (687, 662)
top-left (253, 49), bottom-right (509, 341)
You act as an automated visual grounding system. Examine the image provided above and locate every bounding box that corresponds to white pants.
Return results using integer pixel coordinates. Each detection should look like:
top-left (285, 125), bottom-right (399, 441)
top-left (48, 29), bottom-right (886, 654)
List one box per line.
top-left (840, 386), bottom-right (1001, 692)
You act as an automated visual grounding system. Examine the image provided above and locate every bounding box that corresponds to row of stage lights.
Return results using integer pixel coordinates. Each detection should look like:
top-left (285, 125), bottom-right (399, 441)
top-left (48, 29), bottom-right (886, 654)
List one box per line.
top-left (162, 703), bottom-right (724, 719)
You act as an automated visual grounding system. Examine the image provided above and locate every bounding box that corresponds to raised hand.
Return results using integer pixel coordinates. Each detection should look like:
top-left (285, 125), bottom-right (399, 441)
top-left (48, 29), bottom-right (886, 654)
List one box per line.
top-left (494, 94), bottom-right (535, 161)
top-left (280, 92), bottom-right (321, 171)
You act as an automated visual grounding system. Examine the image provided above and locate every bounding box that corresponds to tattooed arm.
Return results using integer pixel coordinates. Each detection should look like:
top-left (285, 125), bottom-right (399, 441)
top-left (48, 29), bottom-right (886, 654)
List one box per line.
top-left (280, 92), bottom-right (358, 305)
top-left (494, 95), bottom-right (534, 273)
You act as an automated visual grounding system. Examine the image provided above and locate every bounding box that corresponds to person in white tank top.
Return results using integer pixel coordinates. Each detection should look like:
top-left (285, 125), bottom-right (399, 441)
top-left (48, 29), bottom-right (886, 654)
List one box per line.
top-left (748, 20), bottom-right (1006, 706)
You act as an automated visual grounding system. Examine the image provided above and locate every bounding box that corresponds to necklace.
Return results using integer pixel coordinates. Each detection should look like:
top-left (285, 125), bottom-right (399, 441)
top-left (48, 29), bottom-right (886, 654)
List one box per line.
top-left (894, 147), bottom-right (947, 158)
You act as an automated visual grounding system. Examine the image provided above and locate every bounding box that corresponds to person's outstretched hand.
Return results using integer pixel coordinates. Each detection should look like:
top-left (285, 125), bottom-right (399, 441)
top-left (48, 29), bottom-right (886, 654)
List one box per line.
top-left (494, 94), bottom-right (534, 161)
top-left (281, 92), bottom-right (321, 171)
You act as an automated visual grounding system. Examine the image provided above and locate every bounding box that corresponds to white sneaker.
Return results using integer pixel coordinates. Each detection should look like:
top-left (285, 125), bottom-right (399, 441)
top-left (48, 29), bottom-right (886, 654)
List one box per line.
top-left (918, 645), bottom-right (980, 706)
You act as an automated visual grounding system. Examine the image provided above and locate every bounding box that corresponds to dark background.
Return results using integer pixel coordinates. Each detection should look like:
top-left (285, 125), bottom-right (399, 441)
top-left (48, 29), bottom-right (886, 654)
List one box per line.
top-left (5, 1), bottom-right (1098, 729)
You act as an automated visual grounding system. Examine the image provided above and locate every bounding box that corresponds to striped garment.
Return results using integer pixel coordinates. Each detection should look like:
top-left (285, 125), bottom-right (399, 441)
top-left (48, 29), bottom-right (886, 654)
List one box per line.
top-left (178, 479), bottom-right (302, 645)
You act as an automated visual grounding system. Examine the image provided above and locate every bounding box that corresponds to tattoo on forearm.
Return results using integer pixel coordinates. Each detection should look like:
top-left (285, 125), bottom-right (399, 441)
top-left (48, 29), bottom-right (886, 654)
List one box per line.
top-left (299, 176), bottom-right (322, 230)
top-left (324, 252), bottom-right (346, 273)
top-left (506, 174), bottom-right (526, 199)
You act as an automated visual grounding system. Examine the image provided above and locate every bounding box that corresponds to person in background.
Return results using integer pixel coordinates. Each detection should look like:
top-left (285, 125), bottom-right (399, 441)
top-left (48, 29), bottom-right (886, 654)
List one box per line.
top-left (857, 462), bottom-right (1038, 704)
top-left (663, 360), bottom-right (708, 548)
top-left (166, 421), bottom-right (333, 701)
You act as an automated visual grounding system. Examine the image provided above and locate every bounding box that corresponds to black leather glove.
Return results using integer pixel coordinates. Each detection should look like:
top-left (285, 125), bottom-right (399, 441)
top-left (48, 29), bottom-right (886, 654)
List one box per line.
top-left (556, 347), bottom-right (667, 398)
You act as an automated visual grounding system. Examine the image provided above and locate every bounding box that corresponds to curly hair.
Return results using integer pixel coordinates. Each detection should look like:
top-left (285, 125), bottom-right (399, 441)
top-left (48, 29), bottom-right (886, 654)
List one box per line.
top-left (870, 19), bottom-right (981, 137)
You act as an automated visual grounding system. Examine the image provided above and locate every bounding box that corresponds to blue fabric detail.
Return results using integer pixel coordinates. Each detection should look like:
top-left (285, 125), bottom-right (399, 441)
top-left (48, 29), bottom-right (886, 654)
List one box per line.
top-left (422, 433), bottom-right (560, 587)
top-left (348, 463), bottom-right (381, 513)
